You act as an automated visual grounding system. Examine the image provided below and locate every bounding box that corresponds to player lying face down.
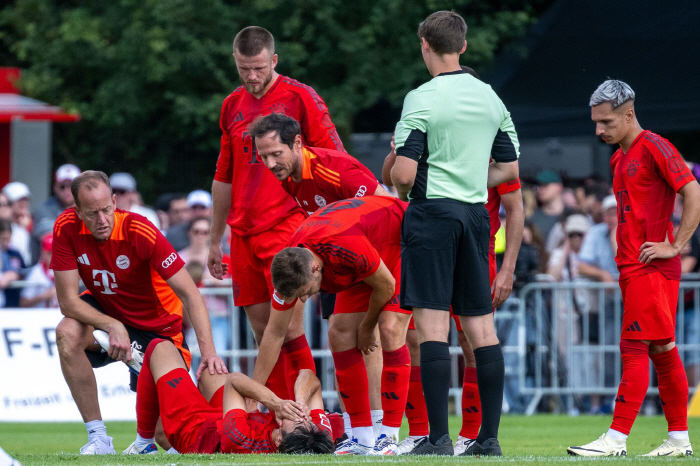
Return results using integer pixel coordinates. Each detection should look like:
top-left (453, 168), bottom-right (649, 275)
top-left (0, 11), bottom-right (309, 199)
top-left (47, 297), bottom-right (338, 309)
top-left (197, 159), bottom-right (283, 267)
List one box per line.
top-left (134, 338), bottom-right (334, 454)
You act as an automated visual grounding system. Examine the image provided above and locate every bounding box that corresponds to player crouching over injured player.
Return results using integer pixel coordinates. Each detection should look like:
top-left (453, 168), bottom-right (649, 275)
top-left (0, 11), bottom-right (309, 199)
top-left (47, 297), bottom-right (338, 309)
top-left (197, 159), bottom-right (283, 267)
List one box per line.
top-left (134, 338), bottom-right (334, 454)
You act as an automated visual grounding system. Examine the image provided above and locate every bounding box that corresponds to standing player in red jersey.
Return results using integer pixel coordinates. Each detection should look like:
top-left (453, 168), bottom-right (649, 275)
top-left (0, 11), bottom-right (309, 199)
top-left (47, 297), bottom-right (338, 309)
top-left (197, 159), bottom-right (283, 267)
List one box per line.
top-left (248, 113), bottom-right (393, 444)
top-left (51, 171), bottom-right (225, 455)
top-left (269, 196), bottom-right (410, 455)
top-left (208, 26), bottom-right (345, 401)
top-left (568, 80), bottom-right (700, 457)
top-left (131, 338), bottom-right (333, 455)
top-left (383, 139), bottom-right (524, 454)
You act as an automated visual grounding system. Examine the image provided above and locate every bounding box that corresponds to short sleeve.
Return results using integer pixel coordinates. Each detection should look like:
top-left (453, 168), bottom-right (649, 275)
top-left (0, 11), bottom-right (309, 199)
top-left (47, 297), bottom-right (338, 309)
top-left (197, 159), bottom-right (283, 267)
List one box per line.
top-left (214, 102), bottom-right (234, 183)
top-left (394, 89), bottom-right (430, 161)
top-left (311, 409), bottom-right (332, 434)
top-left (491, 98), bottom-right (520, 163)
top-left (338, 162), bottom-right (379, 200)
top-left (646, 135), bottom-right (694, 192)
top-left (129, 217), bottom-right (184, 280)
top-left (578, 229), bottom-right (598, 265)
top-left (271, 290), bottom-right (297, 311)
top-left (50, 213), bottom-right (78, 271)
top-left (296, 85), bottom-right (346, 152)
top-left (331, 235), bottom-right (381, 280)
top-left (496, 178), bottom-right (521, 196)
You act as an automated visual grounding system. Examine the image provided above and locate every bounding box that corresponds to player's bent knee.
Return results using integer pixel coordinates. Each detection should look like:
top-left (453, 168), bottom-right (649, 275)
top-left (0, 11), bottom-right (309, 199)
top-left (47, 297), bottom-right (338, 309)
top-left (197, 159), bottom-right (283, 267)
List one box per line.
top-left (649, 340), bottom-right (675, 355)
top-left (55, 317), bottom-right (92, 353)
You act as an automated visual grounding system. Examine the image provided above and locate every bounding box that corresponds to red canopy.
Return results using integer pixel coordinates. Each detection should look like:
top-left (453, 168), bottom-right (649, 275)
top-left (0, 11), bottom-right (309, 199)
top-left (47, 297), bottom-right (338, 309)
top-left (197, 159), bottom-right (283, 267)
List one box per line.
top-left (0, 68), bottom-right (80, 123)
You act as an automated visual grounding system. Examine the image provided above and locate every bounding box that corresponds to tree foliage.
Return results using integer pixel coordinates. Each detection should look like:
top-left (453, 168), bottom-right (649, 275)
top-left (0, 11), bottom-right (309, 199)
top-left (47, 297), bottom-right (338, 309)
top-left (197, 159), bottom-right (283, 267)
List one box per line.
top-left (0, 0), bottom-right (550, 200)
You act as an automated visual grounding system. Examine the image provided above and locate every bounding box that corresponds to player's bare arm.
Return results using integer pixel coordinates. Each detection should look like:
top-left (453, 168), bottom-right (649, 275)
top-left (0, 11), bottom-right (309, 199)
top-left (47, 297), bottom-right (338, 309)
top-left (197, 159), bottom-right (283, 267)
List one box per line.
top-left (226, 372), bottom-right (305, 423)
top-left (492, 188), bottom-right (524, 307)
top-left (578, 262), bottom-right (616, 282)
top-left (382, 135), bottom-right (397, 186)
top-left (639, 180), bottom-right (700, 264)
top-left (166, 268), bottom-right (227, 378)
top-left (208, 180), bottom-right (232, 279)
top-left (391, 156), bottom-right (418, 201)
top-left (357, 260), bottom-right (396, 354)
top-left (487, 160), bottom-right (519, 189)
top-left (251, 301), bottom-right (295, 387)
top-left (54, 269), bottom-right (133, 362)
top-left (293, 369), bottom-right (323, 412)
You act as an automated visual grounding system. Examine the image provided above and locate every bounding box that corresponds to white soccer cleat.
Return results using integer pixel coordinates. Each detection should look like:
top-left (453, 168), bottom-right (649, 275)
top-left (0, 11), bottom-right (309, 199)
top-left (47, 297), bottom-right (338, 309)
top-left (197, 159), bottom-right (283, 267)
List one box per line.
top-left (122, 441), bottom-right (158, 455)
top-left (0, 446), bottom-right (22, 466)
top-left (334, 437), bottom-right (372, 455)
top-left (454, 436), bottom-right (476, 456)
top-left (372, 434), bottom-right (398, 455)
top-left (93, 330), bottom-right (143, 374)
top-left (567, 433), bottom-right (626, 457)
top-left (641, 438), bottom-right (693, 457)
top-left (79, 436), bottom-right (116, 455)
top-left (397, 435), bottom-right (427, 455)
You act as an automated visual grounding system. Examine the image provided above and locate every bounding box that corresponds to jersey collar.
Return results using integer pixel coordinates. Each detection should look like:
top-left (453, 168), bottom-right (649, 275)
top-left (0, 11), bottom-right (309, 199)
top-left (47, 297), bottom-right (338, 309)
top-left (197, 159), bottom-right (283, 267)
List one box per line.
top-left (437, 69), bottom-right (467, 77)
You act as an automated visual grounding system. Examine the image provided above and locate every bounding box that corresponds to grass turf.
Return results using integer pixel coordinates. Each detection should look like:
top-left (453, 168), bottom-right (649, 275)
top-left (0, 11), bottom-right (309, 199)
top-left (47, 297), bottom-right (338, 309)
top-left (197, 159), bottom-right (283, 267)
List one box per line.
top-left (2, 415), bottom-right (698, 465)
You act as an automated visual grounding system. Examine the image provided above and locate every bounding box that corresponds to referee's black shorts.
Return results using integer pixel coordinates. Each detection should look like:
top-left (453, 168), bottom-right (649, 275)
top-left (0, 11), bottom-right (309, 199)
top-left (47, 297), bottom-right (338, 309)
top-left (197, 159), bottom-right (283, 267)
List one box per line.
top-left (399, 199), bottom-right (492, 316)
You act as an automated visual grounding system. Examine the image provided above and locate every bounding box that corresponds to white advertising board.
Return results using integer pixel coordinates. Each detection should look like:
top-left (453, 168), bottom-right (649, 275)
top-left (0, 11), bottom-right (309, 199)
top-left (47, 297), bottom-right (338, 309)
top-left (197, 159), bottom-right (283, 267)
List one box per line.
top-left (0, 309), bottom-right (136, 421)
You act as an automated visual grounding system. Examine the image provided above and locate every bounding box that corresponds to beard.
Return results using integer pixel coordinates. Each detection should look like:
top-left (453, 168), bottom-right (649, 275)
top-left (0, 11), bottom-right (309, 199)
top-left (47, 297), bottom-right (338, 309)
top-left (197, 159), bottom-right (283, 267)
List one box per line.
top-left (242, 71), bottom-right (273, 95)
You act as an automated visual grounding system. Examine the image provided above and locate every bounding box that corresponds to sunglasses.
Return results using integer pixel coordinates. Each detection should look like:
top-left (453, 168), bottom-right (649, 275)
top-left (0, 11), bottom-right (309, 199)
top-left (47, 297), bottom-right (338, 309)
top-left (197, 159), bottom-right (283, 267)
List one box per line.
top-left (113, 189), bottom-right (128, 195)
top-left (191, 229), bottom-right (210, 236)
top-left (568, 232), bottom-right (584, 238)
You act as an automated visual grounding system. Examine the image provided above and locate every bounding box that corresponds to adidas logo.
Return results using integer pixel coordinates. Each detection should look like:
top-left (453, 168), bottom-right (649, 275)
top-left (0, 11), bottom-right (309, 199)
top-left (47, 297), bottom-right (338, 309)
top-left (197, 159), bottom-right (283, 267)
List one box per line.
top-left (233, 111), bottom-right (244, 122)
top-left (615, 394), bottom-right (626, 403)
top-left (462, 405), bottom-right (480, 413)
top-left (626, 321), bottom-right (642, 332)
top-left (77, 253), bottom-right (90, 265)
top-left (406, 402), bottom-right (414, 410)
top-left (166, 377), bottom-right (183, 389)
top-left (382, 391), bottom-right (399, 400)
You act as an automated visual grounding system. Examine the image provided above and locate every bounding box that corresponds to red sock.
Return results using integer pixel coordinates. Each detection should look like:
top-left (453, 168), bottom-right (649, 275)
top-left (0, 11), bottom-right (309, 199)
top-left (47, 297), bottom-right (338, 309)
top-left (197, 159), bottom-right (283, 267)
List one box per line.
top-left (381, 345), bottom-right (411, 428)
top-left (651, 346), bottom-right (689, 432)
top-left (265, 354), bottom-right (291, 399)
top-left (282, 335), bottom-right (316, 395)
top-left (136, 339), bottom-right (167, 438)
top-left (405, 366), bottom-right (429, 436)
top-left (332, 348), bottom-right (372, 427)
top-left (460, 367), bottom-right (481, 439)
top-left (611, 340), bottom-right (649, 435)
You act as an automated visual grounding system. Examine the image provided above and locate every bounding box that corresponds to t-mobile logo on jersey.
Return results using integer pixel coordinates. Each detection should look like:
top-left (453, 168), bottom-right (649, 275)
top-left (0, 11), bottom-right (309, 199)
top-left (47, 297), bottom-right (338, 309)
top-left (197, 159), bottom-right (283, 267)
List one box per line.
top-left (92, 270), bottom-right (118, 295)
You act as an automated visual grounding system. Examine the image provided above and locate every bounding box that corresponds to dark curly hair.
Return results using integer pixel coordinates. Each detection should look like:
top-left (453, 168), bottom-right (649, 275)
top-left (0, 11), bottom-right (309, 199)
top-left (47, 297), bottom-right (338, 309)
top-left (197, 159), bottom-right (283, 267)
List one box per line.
top-left (278, 424), bottom-right (334, 454)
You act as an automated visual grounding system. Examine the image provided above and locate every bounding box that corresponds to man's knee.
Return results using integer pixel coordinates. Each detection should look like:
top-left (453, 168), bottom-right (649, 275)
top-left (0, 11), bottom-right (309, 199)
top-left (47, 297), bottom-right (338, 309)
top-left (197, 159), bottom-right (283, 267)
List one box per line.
top-left (413, 308), bottom-right (450, 342)
top-left (649, 340), bottom-right (675, 355)
top-left (56, 317), bottom-right (93, 354)
top-left (378, 314), bottom-right (408, 349)
top-left (243, 302), bottom-right (270, 343)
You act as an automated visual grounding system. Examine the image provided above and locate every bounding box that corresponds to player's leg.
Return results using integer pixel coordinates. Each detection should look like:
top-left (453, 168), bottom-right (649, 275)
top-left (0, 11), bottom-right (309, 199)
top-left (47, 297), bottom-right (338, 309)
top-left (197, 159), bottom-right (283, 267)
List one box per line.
top-left (398, 323), bottom-right (429, 454)
top-left (454, 320), bottom-right (480, 455)
top-left (281, 298), bottom-right (315, 394)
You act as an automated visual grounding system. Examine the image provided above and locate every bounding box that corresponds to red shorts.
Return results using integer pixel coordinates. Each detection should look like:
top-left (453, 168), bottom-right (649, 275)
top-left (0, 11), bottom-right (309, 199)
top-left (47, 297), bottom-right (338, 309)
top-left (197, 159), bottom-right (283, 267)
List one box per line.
top-left (334, 249), bottom-right (408, 315)
top-left (157, 369), bottom-right (222, 454)
top-left (230, 212), bottom-right (305, 307)
top-left (409, 254), bottom-right (497, 331)
top-left (620, 271), bottom-right (679, 342)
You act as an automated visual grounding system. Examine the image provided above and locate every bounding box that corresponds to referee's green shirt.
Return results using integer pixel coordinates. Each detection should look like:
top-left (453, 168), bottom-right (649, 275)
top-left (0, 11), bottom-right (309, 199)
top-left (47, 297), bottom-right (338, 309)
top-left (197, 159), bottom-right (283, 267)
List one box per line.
top-left (394, 70), bottom-right (520, 204)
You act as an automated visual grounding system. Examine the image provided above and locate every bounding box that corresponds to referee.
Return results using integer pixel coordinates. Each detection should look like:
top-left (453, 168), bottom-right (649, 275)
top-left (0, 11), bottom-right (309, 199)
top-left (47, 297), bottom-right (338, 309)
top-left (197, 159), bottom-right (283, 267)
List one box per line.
top-left (391, 11), bottom-right (519, 456)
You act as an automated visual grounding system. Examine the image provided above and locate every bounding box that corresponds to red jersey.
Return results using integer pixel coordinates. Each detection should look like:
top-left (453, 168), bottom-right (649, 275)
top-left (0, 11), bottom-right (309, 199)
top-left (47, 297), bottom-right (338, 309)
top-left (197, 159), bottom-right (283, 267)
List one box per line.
top-left (286, 196), bottom-right (406, 294)
top-left (51, 209), bottom-right (186, 337)
top-left (215, 75), bottom-right (345, 237)
top-left (486, 178), bottom-right (521, 256)
top-left (218, 410), bottom-right (278, 454)
top-left (611, 130), bottom-right (694, 280)
top-left (281, 147), bottom-right (379, 216)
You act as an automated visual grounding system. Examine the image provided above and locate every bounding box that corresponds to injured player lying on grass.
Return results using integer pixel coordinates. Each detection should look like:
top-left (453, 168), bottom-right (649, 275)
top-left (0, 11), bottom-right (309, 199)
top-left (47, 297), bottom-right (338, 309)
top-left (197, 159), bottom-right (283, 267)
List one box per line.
top-left (125, 338), bottom-right (334, 455)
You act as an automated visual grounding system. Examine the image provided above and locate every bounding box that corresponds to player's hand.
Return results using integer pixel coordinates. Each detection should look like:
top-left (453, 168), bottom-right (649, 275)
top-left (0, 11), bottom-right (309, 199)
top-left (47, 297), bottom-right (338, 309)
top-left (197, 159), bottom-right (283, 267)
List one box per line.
top-left (105, 321), bottom-right (132, 363)
top-left (357, 321), bottom-right (379, 355)
top-left (195, 353), bottom-right (228, 380)
top-left (207, 244), bottom-right (228, 279)
top-left (638, 239), bottom-right (680, 264)
top-left (390, 134), bottom-right (396, 153)
top-left (272, 399), bottom-right (306, 423)
top-left (491, 269), bottom-right (514, 308)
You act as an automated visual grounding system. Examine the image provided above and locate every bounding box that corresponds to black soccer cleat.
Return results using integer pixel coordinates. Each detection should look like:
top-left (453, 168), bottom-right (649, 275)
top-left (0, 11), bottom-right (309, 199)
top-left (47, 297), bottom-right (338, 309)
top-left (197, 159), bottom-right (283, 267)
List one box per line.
top-left (408, 434), bottom-right (454, 456)
top-left (460, 438), bottom-right (503, 456)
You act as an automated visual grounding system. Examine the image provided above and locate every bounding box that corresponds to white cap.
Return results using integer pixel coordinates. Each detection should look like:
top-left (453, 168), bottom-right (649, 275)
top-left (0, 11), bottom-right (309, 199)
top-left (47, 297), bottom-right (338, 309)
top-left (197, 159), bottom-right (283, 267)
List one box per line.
top-left (2, 182), bottom-right (30, 202)
top-left (565, 214), bottom-right (591, 234)
top-left (55, 164), bottom-right (81, 182)
top-left (187, 190), bottom-right (212, 208)
top-left (110, 172), bottom-right (137, 192)
top-left (602, 194), bottom-right (617, 211)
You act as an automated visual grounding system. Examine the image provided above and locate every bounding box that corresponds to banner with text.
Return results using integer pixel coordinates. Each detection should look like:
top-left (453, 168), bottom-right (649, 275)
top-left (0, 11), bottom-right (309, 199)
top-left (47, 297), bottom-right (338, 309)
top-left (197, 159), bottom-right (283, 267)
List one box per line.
top-left (0, 309), bottom-right (136, 421)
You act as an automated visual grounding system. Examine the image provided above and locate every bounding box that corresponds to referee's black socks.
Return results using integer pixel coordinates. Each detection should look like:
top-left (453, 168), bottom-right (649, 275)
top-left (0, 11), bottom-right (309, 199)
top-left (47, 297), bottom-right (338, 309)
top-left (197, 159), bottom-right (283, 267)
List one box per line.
top-left (474, 343), bottom-right (504, 443)
top-left (419, 341), bottom-right (451, 444)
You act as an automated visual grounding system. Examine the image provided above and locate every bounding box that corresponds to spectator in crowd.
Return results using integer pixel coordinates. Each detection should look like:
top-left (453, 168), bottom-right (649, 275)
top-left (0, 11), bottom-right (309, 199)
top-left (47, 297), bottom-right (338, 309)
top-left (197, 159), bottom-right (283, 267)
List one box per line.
top-left (167, 190), bottom-right (212, 251)
top-left (581, 183), bottom-right (611, 225)
top-left (513, 220), bottom-right (544, 289)
top-left (678, 218), bottom-right (700, 386)
top-left (32, 164), bottom-right (82, 245)
top-left (1, 182), bottom-right (32, 266)
top-left (20, 233), bottom-right (57, 308)
top-left (109, 172), bottom-right (161, 229)
top-left (530, 170), bottom-right (566, 247)
top-left (578, 195), bottom-right (618, 283)
top-left (0, 218), bottom-right (25, 307)
top-left (155, 193), bottom-right (189, 233)
top-left (547, 214), bottom-right (590, 282)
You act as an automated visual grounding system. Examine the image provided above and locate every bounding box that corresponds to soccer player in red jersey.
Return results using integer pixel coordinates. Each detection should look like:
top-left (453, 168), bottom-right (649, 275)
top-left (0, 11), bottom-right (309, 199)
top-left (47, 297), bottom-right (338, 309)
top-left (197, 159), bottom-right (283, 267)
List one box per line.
top-left (568, 80), bottom-right (700, 457)
top-left (208, 26), bottom-right (345, 400)
top-left (132, 338), bottom-right (333, 455)
top-left (383, 139), bottom-right (524, 454)
top-left (51, 171), bottom-right (225, 454)
top-left (269, 196), bottom-right (410, 455)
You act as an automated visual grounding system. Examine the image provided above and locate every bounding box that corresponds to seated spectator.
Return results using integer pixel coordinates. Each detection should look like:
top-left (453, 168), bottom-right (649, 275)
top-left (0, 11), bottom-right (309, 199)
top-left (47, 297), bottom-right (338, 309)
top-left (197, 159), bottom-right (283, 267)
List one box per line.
top-left (20, 234), bottom-right (57, 308)
top-left (109, 172), bottom-right (161, 228)
top-left (32, 164), bottom-right (81, 247)
top-left (0, 218), bottom-right (25, 307)
top-left (1, 182), bottom-right (32, 266)
top-left (167, 190), bottom-right (213, 251)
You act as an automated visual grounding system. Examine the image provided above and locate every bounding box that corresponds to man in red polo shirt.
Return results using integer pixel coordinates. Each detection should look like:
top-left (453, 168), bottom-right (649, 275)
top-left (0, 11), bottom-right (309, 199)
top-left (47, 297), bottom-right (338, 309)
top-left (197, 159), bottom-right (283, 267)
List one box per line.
top-left (208, 26), bottom-right (344, 400)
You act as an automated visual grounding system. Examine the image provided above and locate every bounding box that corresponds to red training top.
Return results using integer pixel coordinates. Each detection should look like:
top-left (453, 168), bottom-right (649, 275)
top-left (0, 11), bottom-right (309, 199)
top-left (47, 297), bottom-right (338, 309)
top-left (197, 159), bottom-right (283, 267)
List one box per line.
top-left (281, 147), bottom-right (379, 216)
top-left (215, 75), bottom-right (345, 237)
top-left (486, 178), bottom-right (522, 256)
top-left (611, 130), bottom-right (694, 281)
top-left (51, 209), bottom-right (185, 337)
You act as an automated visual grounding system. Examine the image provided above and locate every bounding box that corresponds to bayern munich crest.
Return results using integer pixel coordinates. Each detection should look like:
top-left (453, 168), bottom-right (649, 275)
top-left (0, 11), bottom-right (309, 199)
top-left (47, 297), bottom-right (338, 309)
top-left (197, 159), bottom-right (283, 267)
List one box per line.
top-left (116, 255), bottom-right (130, 269)
top-left (315, 195), bottom-right (327, 207)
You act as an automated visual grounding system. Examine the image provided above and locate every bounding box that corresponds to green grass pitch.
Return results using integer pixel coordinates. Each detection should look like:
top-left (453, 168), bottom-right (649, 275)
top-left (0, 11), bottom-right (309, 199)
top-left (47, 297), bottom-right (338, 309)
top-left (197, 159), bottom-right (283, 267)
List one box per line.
top-left (2, 415), bottom-right (698, 465)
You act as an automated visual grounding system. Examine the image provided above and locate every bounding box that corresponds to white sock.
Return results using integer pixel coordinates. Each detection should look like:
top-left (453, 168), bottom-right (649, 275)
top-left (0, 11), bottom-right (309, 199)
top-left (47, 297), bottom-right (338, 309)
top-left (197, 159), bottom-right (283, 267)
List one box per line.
top-left (371, 410), bottom-right (383, 438)
top-left (135, 433), bottom-right (154, 448)
top-left (353, 426), bottom-right (375, 448)
top-left (85, 420), bottom-right (107, 441)
top-left (607, 428), bottom-right (628, 441)
top-left (342, 413), bottom-right (352, 438)
top-left (166, 447), bottom-right (179, 454)
top-left (379, 425), bottom-right (400, 441)
top-left (669, 431), bottom-right (690, 440)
